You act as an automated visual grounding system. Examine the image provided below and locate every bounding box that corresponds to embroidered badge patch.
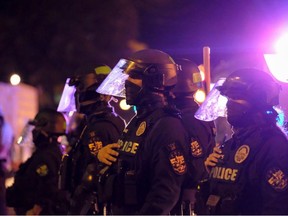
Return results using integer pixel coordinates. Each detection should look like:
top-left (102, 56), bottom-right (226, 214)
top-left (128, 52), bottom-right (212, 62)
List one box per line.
top-left (267, 168), bottom-right (288, 191)
top-left (88, 141), bottom-right (103, 156)
top-left (191, 140), bottom-right (203, 157)
top-left (136, 121), bottom-right (146, 136)
top-left (169, 150), bottom-right (187, 175)
top-left (234, 145), bottom-right (250, 163)
top-left (36, 164), bottom-right (48, 176)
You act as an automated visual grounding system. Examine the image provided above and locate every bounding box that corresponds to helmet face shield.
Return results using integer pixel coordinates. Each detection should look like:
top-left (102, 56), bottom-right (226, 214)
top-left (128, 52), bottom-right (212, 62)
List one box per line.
top-left (96, 59), bottom-right (133, 97)
top-left (194, 78), bottom-right (228, 121)
top-left (57, 78), bottom-right (77, 112)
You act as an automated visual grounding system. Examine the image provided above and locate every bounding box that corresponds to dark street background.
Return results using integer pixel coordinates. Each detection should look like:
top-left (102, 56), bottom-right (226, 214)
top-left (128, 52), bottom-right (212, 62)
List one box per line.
top-left (0, 0), bottom-right (287, 108)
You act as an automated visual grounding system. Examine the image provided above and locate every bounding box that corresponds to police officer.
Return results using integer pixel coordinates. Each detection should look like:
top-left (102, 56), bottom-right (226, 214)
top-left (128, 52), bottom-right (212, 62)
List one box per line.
top-left (6, 108), bottom-right (67, 215)
top-left (96, 49), bottom-right (190, 215)
top-left (204, 68), bottom-right (288, 214)
top-left (171, 58), bottom-right (216, 214)
top-left (58, 65), bottom-right (125, 214)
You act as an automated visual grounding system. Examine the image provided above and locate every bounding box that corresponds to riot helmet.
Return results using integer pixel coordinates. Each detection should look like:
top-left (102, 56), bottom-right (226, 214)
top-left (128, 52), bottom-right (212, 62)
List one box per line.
top-left (172, 58), bottom-right (205, 105)
top-left (97, 49), bottom-right (177, 105)
top-left (217, 68), bottom-right (281, 127)
top-left (30, 108), bottom-right (67, 145)
top-left (57, 65), bottom-right (111, 113)
top-left (173, 58), bottom-right (203, 94)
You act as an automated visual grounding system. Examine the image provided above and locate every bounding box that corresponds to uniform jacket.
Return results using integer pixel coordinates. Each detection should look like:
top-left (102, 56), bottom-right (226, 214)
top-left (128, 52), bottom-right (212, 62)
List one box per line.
top-left (6, 141), bottom-right (64, 215)
top-left (69, 108), bottom-right (125, 192)
top-left (111, 107), bottom-right (190, 215)
top-left (208, 124), bottom-right (288, 214)
top-left (177, 98), bottom-right (216, 186)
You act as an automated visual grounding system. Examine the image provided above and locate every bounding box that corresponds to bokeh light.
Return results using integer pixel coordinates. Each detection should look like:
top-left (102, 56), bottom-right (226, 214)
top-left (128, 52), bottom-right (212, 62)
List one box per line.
top-left (10, 73), bottom-right (21, 85)
top-left (275, 32), bottom-right (288, 54)
top-left (119, 99), bottom-right (131, 110)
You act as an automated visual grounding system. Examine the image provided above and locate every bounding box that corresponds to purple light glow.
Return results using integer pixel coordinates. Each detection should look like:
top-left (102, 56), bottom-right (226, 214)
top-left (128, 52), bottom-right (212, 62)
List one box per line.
top-left (264, 54), bottom-right (288, 83)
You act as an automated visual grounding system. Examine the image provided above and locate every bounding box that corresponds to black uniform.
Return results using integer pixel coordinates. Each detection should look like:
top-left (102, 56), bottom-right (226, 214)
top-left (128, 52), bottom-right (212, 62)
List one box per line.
top-left (106, 107), bottom-right (189, 215)
top-left (67, 107), bottom-right (125, 214)
top-left (177, 98), bottom-right (215, 186)
top-left (207, 124), bottom-right (288, 214)
top-left (6, 141), bottom-right (65, 215)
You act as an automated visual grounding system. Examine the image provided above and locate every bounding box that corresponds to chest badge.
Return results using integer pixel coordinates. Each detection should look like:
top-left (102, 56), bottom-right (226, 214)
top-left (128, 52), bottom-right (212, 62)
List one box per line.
top-left (136, 121), bottom-right (146, 136)
top-left (234, 145), bottom-right (250, 164)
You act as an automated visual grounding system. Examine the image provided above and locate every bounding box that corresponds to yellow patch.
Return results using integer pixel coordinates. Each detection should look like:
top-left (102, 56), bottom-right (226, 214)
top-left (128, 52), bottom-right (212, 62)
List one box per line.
top-left (191, 140), bottom-right (203, 157)
top-left (88, 141), bottom-right (103, 156)
top-left (136, 121), bottom-right (146, 136)
top-left (36, 164), bottom-right (48, 176)
top-left (169, 150), bottom-right (187, 175)
top-left (193, 72), bottom-right (202, 83)
top-left (234, 145), bottom-right (250, 164)
top-left (267, 168), bottom-right (288, 191)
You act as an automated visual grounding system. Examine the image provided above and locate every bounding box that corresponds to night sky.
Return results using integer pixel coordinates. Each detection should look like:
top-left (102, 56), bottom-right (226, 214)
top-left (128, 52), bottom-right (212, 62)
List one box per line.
top-left (0, 0), bottom-right (288, 108)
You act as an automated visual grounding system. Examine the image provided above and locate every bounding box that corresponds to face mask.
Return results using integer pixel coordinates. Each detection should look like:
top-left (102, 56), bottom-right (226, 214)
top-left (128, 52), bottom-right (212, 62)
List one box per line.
top-left (125, 80), bottom-right (142, 105)
top-left (32, 129), bottom-right (50, 147)
top-left (226, 99), bottom-right (253, 128)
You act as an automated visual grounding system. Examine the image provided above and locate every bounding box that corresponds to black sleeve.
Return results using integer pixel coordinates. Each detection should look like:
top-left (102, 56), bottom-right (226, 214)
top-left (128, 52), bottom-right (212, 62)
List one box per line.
top-left (259, 136), bottom-right (288, 214)
top-left (139, 117), bottom-right (189, 215)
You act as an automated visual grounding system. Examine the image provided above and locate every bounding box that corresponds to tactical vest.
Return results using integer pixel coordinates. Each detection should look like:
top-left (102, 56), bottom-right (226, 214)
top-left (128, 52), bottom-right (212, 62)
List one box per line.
top-left (206, 125), bottom-right (281, 214)
top-left (59, 113), bottom-right (122, 193)
top-left (101, 108), bottom-right (182, 212)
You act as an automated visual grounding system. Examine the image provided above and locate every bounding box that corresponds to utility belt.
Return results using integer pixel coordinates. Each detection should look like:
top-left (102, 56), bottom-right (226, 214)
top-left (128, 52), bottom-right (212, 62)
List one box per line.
top-left (206, 194), bottom-right (238, 215)
top-left (194, 179), bottom-right (239, 215)
top-left (97, 166), bottom-right (138, 209)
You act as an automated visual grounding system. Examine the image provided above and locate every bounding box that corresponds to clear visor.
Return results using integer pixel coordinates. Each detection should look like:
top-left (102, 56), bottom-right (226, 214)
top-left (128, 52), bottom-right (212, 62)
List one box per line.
top-left (194, 78), bottom-right (228, 121)
top-left (57, 78), bottom-right (77, 112)
top-left (96, 59), bottom-right (134, 97)
top-left (17, 120), bottom-right (34, 145)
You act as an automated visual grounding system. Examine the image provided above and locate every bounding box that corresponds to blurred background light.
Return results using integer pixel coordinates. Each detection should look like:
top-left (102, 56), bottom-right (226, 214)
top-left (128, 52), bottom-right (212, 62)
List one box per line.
top-left (275, 32), bottom-right (288, 54)
top-left (119, 99), bottom-right (131, 110)
top-left (264, 32), bottom-right (288, 83)
top-left (264, 54), bottom-right (288, 83)
top-left (194, 89), bottom-right (206, 104)
top-left (10, 73), bottom-right (21, 85)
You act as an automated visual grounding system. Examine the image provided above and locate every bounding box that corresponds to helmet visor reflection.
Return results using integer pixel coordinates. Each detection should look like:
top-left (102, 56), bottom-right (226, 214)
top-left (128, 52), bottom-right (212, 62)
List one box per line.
top-left (57, 78), bottom-right (77, 112)
top-left (96, 59), bottom-right (135, 97)
top-left (194, 78), bottom-right (227, 121)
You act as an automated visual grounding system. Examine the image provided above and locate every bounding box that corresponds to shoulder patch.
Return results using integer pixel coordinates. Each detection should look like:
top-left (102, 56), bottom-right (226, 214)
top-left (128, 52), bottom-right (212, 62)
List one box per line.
top-left (266, 168), bottom-right (288, 192)
top-left (169, 149), bottom-right (187, 175)
top-left (136, 121), bottom-right (146, 136)
top-left (191, 140), bottom-right (203, 157)
top-left (234, 145), bottom-right (250, 164)
top-left (88, 141), bottom-right (103, 156)
top-left (36, 164), bottom-right (49, 176)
